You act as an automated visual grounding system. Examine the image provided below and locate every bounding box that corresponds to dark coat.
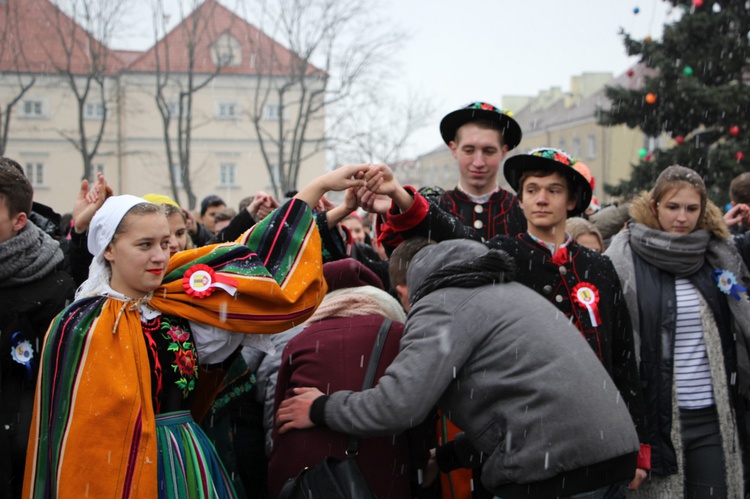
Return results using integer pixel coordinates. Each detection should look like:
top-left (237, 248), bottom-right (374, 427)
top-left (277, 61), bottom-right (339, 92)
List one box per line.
top-left (734, 231), bottom-right (750, 271)
top-left (485, 234), bottom-right (648, 446)
top-left (632, 253), bottom-right (745, 476)
top-left (0, 269), bottom-right (75, 497)
top-left (380, 186), bottom-right (527, 252)
top-left (269, 315), bottom-right (432, 499)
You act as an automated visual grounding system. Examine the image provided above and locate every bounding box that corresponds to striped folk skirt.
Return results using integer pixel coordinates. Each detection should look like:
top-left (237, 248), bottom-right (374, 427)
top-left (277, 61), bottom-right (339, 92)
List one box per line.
top-left (156, 410), bottom-right (237, 499)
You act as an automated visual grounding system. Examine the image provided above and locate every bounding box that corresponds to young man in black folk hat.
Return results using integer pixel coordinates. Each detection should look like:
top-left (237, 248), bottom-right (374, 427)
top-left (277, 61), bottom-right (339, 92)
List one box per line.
top-left (364, 102), bottom-right (527, 251)
top-left (494, 148), bottom-right (650, 493)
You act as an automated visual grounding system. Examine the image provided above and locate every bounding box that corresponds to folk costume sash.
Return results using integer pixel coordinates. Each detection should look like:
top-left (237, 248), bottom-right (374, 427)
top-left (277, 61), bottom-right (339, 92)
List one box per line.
top-left (152, 199), bottom-right (327, 334)
top-left (24, 198), bottom-right (327, 498)
top-left (24, 296), bottom-right (159, 499)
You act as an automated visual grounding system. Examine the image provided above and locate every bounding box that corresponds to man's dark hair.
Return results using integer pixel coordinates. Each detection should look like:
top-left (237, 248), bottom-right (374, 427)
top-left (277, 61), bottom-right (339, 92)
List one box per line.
top-left (200, 194), bottom-right (225, 216)
top-left (388, 237), bottom-right (434, 287)
top-left (730, 173), bottom-right (750, 204)
top-left (0, 156), bottom-right (24, 176)
top-left (0, 160), bottom-right (33, 216)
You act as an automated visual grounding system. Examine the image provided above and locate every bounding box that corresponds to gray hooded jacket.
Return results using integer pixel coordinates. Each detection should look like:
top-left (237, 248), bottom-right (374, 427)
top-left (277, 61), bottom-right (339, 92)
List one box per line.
top-left (317, 240), bottom-right (639, 494)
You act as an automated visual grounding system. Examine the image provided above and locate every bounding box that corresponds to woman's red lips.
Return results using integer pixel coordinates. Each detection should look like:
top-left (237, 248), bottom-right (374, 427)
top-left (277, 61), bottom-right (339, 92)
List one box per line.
top-left (147, 269), bottom-right (163, 275)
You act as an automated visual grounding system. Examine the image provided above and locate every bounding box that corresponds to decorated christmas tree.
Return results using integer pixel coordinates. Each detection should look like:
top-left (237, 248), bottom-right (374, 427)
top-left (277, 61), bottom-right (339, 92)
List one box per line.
top-left (599, 0), bottom-right (750, 205)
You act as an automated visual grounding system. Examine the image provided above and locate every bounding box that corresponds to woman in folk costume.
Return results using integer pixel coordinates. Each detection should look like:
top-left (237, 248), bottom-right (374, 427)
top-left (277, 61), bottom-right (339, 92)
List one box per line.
top-left (605, 165), bottom-right (750, 498)
top-left (23, 165), bottom-right (369, 499)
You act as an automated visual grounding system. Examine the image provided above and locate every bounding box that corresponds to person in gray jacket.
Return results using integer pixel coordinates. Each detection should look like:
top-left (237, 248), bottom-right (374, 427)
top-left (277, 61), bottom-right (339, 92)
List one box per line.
top-left (276, 239), bottom-right (640, 499)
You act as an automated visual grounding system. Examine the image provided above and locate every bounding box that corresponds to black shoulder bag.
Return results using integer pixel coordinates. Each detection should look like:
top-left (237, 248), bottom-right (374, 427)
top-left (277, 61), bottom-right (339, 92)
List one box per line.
top-left (277, 318), bottom-right (392, 499)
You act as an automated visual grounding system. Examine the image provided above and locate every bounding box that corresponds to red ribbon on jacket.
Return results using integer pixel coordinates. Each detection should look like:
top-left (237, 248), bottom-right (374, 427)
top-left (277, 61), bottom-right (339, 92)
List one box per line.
top-left (550, 246), bottom-right (569, 266)
top-left (572, 282), bottom-right (601, 327)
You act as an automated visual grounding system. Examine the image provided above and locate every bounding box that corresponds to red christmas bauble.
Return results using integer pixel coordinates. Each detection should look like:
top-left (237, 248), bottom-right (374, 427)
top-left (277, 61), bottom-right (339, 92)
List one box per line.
top-left (737, 151), bottom-right (745, 162)
top-left (675, 135), bottom-right (685, 145)
top-left (730, 126), bottom-right (741, 136)
top-left (693, 0), bottom-right (704, 7)
top-left (626, 69), bottom-right (634, 77)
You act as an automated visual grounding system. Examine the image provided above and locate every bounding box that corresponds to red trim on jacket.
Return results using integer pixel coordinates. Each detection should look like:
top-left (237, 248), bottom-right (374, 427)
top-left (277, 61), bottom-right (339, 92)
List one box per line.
top-left (637, 443), bottom-right (651, 470)
top-left (378, 186), bottom-right (429, 245)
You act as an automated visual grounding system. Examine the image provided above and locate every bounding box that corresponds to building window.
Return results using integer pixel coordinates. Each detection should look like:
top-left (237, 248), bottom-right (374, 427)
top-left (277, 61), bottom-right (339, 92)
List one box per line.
top-left (571, 137), bottom-right (582, 159)
top-left (217, 102), bottom-right (238, 120)
top-left (265, 104), bottom-right (282, 121)
top-left (167, 100), bottom-right (189, 118)
top-left (646, 136), bottom-right (664, 150)
top-left (21, 100), bottom-right (44, 118)
top-left (216, 52), bottom-right (234, 66)
top-left (25, 162), bottom-right (44, 186)
top-left (219, 163), bottom-right (236, 186)
top-left (587, 134), bottom-right (597, 159)
top-left (85, 102), bottom-right (105, 119)
top-left (211, 33), bottom-right (242, 68)
top-left (89, 163), bottom-right (105, 182)
top-left (172, 164), bottom-right (183, 188)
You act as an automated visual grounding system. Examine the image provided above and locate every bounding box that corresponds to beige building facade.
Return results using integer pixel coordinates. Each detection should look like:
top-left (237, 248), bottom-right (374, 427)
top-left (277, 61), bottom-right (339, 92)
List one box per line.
top-left (510, 69), bottom-right (668, 204)
top-left (0, 0), bottom-right (326, 214)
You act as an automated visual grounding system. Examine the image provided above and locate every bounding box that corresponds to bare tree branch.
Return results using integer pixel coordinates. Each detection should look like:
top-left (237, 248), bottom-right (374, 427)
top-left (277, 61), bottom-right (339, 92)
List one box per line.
top-left (0, 1), bottom-right (37, 156)
top-left (43, 0), bottom-right (129, 181)
top-left (245, 0), bottom-right (402, 199)
top-left (150, 0), bottom-right (236, 209)
top-left (331, 89), bottom-right (434, 166)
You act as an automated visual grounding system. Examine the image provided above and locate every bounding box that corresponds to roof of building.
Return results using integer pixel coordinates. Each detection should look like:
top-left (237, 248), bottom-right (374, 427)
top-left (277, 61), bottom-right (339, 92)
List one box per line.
top-left (0, 0), bottom-right (127, 75)
top-left (0, 0), bottom-right (321, 78)
top-left (127, 0), bottom-right (321, 77)
top-left (113, 50), bottom-right (144, 67)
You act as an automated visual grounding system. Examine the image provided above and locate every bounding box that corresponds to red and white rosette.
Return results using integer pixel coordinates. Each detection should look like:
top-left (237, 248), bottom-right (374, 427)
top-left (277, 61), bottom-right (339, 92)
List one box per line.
top-left (182, 264), bottom-right (239, 299)
top-left (572, 282), bottom-right (601, 328)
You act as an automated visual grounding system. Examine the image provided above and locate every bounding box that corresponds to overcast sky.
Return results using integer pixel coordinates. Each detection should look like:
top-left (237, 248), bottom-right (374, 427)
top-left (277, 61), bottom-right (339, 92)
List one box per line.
top-left (379, 0), bottom-right (681, 155)
top-left (113, 0), bottom-right (681, 157)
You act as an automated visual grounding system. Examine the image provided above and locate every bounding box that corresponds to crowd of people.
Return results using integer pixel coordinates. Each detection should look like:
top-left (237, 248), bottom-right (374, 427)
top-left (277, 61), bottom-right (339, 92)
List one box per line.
top-left (3, 101), bottom-right (750, 499)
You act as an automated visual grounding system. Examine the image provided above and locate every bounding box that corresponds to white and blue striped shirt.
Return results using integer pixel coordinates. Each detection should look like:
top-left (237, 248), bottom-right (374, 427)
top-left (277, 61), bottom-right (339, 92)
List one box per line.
top-left (674, 278), bottom-right (714, 409)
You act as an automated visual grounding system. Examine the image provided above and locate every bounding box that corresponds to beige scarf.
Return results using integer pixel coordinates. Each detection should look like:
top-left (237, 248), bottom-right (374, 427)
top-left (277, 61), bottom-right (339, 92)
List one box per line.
top-left (307, 285), bottom-right (406, 324)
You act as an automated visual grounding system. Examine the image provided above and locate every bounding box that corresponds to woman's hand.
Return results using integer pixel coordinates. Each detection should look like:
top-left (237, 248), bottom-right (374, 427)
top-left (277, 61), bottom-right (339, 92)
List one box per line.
top-left (72, 172), bottom-right (111, 233)
top-left (724, 203), bottom-right (750, 228)
top-left (362, 164), bottom-right (414, 212)
top-left (421, 448), bottom-right (439, 487)
top-left (629, 468), bottom-right (648, 490)
top-left (294, 164), bottom-right (369, 209)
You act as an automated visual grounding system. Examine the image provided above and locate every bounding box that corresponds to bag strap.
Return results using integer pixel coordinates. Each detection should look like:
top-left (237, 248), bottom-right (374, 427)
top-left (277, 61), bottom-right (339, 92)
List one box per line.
top-left (346, 317), bottom-right (393, 457)
top-left (361, 318), bottom-right (392, 391)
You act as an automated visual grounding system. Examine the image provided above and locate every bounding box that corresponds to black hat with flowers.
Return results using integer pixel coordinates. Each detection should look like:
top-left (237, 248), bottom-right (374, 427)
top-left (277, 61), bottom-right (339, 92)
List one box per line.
top-left (504, 147), bottom-right (593, 217)
top-left (439, 102), bottom-right (522, 150)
